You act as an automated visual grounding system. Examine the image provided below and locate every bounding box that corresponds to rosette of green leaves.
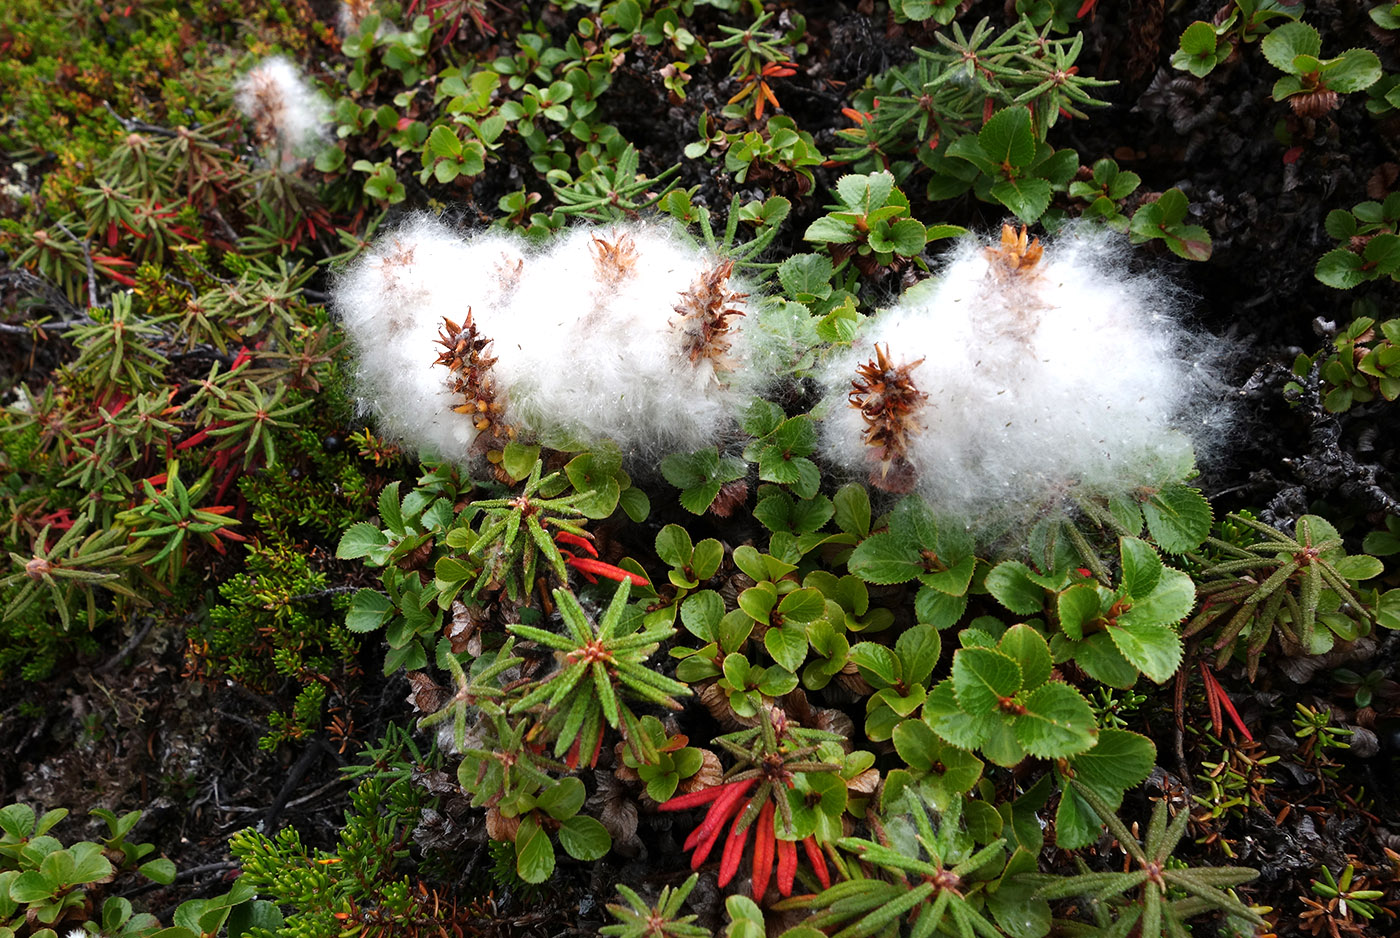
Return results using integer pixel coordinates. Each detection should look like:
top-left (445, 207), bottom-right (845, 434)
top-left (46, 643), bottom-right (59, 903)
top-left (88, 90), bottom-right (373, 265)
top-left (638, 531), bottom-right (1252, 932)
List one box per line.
top-left (776, 790), bottom-right (1015, 938)
top-left (924, 624), bottom-right (1098, 766)
top-left (1127, 188), bottom-right (1213, 261)
top-left (1030, 779), bottom-right (1263, 938)
top-left (1314, 193), bottom-right (1400, 289)
top-left (1171, 20), bottom-right (1235, 78)
top-left (510, 777), bottom-right (612, 884)
top-left (945, 105), bottom-right (1079, 223)
top-left (803, 172), bottom-right (955, 273)
top-left (622, 716), bottom-right (704, 803)
top-left (1292, 313), bottom-right (1400, 411)
top-left (849, 623), bottom-right (942, 741)
top-left (741, 402), bottom-right (821, 500)
top-left (990, 537), bottom-right (1195, 688)
top-left (508, 580), bottom-right (690, 766)
top-left (337, 479), bottom-right (456, 673)
top-left (1069, 158), bottom-right (1142, 232)
top-left (2, 518), bottom-right (142, 633)
top-left (1185, 513), bottom-right (1387, 675)
top-left (602, 873), bottom-right (710, 938)
top-left (660, 446), bottom-right (748, 515)
top-left (1261, 21), bottom-right (1381, 107)
top-left (847, 496), bottom-right (976, 631)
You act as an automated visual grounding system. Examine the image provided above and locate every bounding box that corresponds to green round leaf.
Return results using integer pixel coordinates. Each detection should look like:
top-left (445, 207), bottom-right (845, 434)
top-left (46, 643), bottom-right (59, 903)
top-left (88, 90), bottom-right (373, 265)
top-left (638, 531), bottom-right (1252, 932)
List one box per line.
top-left (515, 814), bottom-right (556, 883)
top-left (557, 815), bottom-right (611, 861)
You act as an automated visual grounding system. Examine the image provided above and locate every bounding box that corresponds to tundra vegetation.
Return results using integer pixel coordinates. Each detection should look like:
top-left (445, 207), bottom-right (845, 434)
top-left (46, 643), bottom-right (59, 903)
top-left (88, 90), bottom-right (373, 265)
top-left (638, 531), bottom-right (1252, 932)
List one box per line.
top-left (2, 1), bottom-right (1400, 937)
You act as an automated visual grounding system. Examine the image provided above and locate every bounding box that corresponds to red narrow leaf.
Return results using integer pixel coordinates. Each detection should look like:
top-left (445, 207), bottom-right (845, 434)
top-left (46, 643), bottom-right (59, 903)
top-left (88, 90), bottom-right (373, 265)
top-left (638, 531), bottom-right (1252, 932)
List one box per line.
top-left (553, 531), bottom-right (598, 557)
top-left (776, 836), bottom-right (797, 896)
top-left (176, 428), bottom-right (211, 451)
top-left (751, 801), bottom-right (775, 901)
top-left (1200, 661), bottom-right (1223, 735)
top-left (802, 836), bottom-right (830, 889)
top-left (684, 779), bottom-right (754, 849)
top-left (1077, 0), bottom-right (1098, 17)
top-left (1200, 663), bottom-right (1253, 741)
top-left (587, 724), bottom-right (605, 768)
top-left (1283, 146), bottom-right (1304, 165)
top-left (565, 556), bottom-right (650, 586)
top-left (687, 780), bottom-right (756, 866)
top-left (565, 736), bottom-right (581, 770)
top-left (659, 784), bottom-right (727, 812)
top-left (717, 809), bottom-right (752, 887)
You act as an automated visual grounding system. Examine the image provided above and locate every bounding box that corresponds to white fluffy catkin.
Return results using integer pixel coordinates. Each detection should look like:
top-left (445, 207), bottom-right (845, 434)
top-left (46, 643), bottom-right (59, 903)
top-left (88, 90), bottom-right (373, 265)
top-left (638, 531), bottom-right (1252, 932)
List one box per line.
top-left (332, 215), bottom-right (526, 461)
top-left (233, 57), bottom-right (330, 166)
top-left (493, 224), bottom-right (765, 459)
top-left (820, 224), bottom-right (1227, 533)
top-left (333, 219), bottom-right (765, 464)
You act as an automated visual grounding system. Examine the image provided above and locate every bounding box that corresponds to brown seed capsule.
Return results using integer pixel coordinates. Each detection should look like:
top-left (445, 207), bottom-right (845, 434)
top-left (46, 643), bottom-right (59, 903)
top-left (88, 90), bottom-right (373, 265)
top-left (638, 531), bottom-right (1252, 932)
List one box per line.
top-left (672, 260), bottom-right (748, 375)
top-left (434, 309), bottom-right (514, 451)
top-left (849, 343), bottom-right (926, 493)
top-left (984, 223), bottom-right (1044, 277)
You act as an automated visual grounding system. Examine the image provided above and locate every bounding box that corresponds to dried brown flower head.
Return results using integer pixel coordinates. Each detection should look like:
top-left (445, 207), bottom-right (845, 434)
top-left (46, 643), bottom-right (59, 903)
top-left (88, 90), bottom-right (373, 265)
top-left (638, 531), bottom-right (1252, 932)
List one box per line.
top-left (589, 231), bottom-right (639, 287)
top-left (435, 309), bottom-right (513, 451)
top-left (848, 344), bottom-right (926, 493)
top-left (985, 223), bottom-right (1044, 277)
top-left (672, 260), bottom-right (748, 373)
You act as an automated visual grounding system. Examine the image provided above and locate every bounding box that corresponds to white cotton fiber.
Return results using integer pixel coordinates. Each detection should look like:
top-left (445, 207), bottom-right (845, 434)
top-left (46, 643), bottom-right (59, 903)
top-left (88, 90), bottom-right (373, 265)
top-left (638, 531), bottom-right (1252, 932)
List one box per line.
top-left (492, 224), bottom-right (764, 459)
top-left (332, 215), bottom-right (527, 461)
top-left (233, 57), bottom-right (330, 165)
top-left (332, 219), bottom-right (765, 466)
top-left (820, 225), bottom-right (1227, 534)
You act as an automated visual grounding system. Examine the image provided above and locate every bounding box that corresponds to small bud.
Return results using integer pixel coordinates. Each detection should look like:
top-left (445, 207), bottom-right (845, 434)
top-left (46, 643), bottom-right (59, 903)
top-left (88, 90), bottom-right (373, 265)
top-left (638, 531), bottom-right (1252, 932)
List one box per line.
top-left (26, 556), bottom-right (52, 580)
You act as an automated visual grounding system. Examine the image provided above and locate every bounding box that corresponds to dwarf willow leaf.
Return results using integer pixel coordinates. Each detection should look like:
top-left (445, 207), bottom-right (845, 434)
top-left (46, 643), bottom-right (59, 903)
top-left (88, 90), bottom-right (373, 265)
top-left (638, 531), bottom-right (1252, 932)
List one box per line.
top-left (986, 562), bottom-right (1045, 615)
top-left (1013, 682), bottom-right (1098, 758)
top-left (1142, 484), bottom-right (1212, 553)
top-left (1107, 622), bottom-right (1182, 684)
top-left (952, 647), bottom-right (1021, 714)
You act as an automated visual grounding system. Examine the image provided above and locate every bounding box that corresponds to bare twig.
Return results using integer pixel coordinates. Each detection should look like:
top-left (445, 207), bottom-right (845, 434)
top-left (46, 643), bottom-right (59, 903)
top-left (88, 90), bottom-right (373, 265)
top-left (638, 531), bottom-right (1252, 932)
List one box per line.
top-left (52, 220), bottom-right (98, 308)
top-left (102, 100), bottom-right (179, 138)
top-left (0, 267), bottom-right (87, 322)
top-left (96, 615), bottom-right (157, 675)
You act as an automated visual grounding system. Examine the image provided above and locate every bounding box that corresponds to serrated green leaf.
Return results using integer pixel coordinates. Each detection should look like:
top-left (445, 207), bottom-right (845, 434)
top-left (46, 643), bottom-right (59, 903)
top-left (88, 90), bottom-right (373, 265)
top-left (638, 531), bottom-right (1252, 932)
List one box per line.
top-left (998, 624), bottom-right (1052, 690)
top-left (1057, 584), bottom-right (1101, 642)
top-left (337, 522), bottom-right (388, 560)
top-left (991, 177), bottom-right (1053, 224)
top-left (1143, 485), bottom-right (1212, 553)
top-left (1316, 248), bottom-right (1367, 289)
top-left (557, 815), bottom-right (610, 861)
top-left (848, 533), bottom-right (922, 585)
top-left (1014, 682), bottom-right (1098, 758)
top-left (346, 589), bottom-right (394, 633)
top-left (896, 623), bottom-right (942, 686)
top-left (980, 106), bottom-right (1037, 169)
top-left (515, 814), bottom-right (555, 883)
top-left (1107, 621), bottom-right (1182, 683)
top-left (986, 561), bottom-right (1046, 615)
top-left (952, 647), bottom-right (1022, 715)
top-left (1261, 21), bottom-right (1322, 73)
top-left (1121, 568), bottom-right (1194, 629)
